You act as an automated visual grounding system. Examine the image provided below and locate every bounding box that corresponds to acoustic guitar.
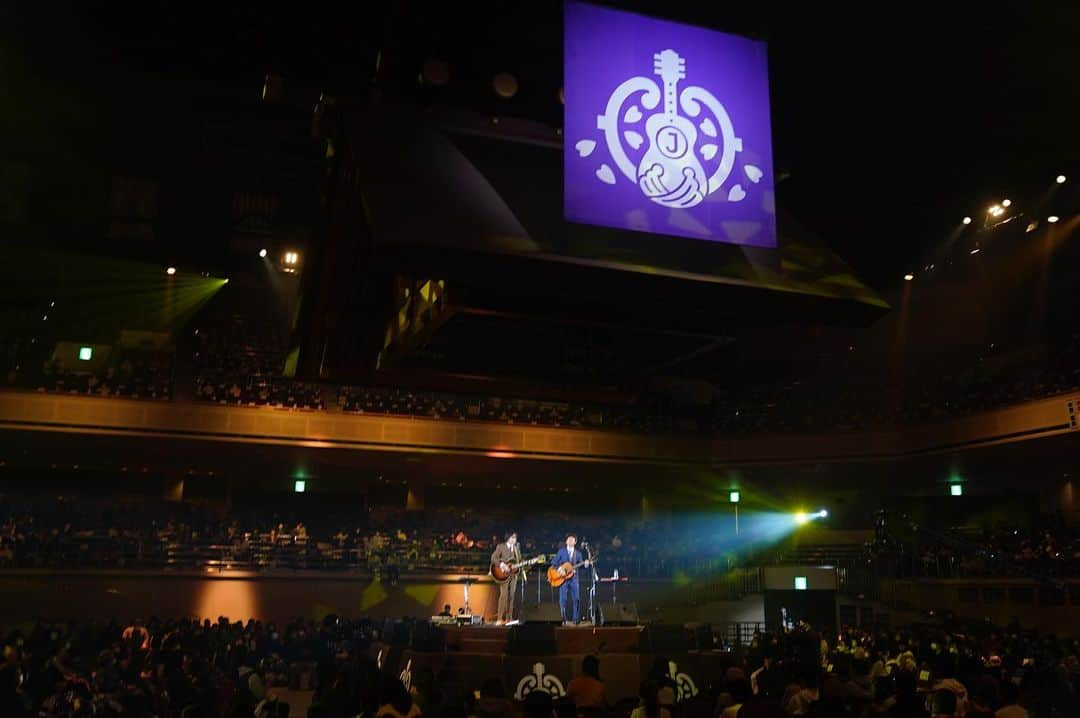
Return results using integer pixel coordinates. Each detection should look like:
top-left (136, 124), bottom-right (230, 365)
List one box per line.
top-left (547, 554), bottom-right (597, 588)
top-left (490, 554), bottom-right (546, 584)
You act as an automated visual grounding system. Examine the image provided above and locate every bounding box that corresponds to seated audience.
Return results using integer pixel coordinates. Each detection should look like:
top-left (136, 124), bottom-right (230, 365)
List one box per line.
top-left (631, 681), bottom-right (672, 718)
top-left (566, 655), bottom-right (606, 711)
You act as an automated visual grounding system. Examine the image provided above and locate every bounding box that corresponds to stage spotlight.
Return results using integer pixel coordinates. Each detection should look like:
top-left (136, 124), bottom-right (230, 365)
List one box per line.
top-left (1057, 175), bottom-right (1067, 184)
top-left (1048, 216), bottom-right (1060, 223)
top-left (279, 251), bottom-right (302, 274)
top-left (259, 248), bottom-right (268, 258)
top-left (988, 205), bottom-right (1004, 217)
top-left (793, 508), bottom-right (828, 525)
top-left (1002, 199), bottom-right (1011, 208)
top-left (904, 273), bottom-right (914, 281)
top-left (166, 266), bottom-right (176, 275)
top-left (962, 216), bottom-right (972, 225)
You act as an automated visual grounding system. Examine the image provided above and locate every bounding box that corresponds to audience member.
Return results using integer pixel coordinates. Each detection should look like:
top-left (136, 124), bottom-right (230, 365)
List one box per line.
top-left (631, 681), bottom-right (672, 718)
top-left (566, 655), bottom-right (606, 710)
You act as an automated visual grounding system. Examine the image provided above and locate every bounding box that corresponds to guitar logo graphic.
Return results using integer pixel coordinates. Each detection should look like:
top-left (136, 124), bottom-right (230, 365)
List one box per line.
top-left (577, 48), bottom-right (763, 208)
top-left (638, 50), bottom-right (707, 207)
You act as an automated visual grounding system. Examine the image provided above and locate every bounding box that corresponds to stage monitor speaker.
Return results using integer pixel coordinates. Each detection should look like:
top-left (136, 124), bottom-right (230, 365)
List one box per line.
top-left (599, 602), bottom-right (639, 625)
top-left (509, 623), bottom-right (558, 655)
top-left (521, 604), bottom-right (564, 625)
top-left (644, 624), bottom-right (689, 654)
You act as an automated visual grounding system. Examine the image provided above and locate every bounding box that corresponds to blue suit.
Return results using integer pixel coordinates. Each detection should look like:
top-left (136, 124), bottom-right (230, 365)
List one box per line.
top-left (551, 546), bottom-right (583, 622)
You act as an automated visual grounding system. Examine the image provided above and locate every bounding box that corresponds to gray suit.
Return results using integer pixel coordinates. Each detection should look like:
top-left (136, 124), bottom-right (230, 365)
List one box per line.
top-left (491, 542), bottom-right (521, 622)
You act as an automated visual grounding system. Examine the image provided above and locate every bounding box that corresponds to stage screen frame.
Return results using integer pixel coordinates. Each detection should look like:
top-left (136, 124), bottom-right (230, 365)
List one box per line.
top-left (564, 1), bottom-right (777, 248)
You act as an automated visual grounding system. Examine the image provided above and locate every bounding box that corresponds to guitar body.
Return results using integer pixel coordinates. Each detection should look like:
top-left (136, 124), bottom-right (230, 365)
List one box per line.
top-left (491, 562), bottom-right (514, 583)
top-left (547, 562), bottom-right (576, 588)
top-left (491, 554), bottom-right (546, 584)
top-left (639, 112), bottom-right (705, 208)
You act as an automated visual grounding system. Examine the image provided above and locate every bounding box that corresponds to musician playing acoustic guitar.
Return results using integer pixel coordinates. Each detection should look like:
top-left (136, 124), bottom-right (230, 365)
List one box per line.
top-left (551, 533), bottom-right (590, 624)
top-left (491, 531), bottom-right (521, 624)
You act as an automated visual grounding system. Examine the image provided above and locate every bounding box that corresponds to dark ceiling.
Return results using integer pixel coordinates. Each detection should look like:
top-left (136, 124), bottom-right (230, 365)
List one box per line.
top-left (7, 1), bottom-right (1078, 290)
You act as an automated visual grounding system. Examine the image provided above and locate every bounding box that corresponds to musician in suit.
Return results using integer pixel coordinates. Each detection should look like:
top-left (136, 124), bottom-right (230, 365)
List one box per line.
top-left (551, 533), bottom-right (590, 624)
top-left (491, 531), bottom-right (521, 625)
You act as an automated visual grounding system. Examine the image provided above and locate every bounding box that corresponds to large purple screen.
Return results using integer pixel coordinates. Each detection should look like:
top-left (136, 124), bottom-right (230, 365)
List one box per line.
top-left (564, 1), bottom-right (776, 248)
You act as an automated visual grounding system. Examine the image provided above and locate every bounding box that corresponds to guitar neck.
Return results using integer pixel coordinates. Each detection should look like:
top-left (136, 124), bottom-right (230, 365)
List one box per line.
top-left (663, 79), bottom-right (678, 119)
top-left (511, 556), bottom-right (542, 567)
top-left (654, 50), bottom-right (685, 121)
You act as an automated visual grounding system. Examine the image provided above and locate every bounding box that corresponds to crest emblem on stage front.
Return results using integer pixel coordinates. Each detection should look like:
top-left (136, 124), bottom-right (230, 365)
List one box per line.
top-left (668, 660), bottom-right (698, 701)
top-left (514, 662), bottom-right (566, 700)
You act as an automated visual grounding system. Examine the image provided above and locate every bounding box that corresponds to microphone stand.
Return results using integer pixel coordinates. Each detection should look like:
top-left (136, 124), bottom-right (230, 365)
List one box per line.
top-left (584, 541), bottom-right (599, 625)
top-left (519, 564), bottom-right (527, 617)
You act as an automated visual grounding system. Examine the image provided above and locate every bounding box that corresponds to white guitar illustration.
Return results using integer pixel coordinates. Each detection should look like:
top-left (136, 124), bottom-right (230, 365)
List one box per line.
top-left (587, 48), bottom-right (756, 211)
top-left (638, 50), bottom-right (706, 208)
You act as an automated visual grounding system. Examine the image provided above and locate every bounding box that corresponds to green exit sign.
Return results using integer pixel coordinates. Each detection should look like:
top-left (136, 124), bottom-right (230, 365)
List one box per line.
top-left (78, 346), bottom-right (93, 361)
top-left (794, 576), bottom-right (808, 590)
